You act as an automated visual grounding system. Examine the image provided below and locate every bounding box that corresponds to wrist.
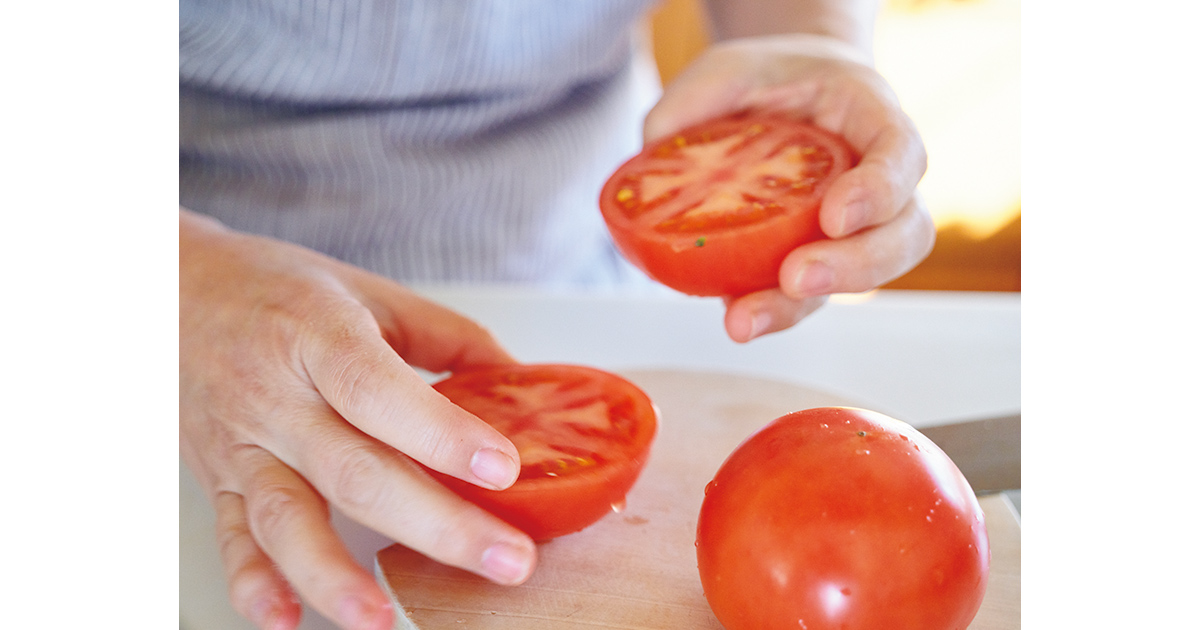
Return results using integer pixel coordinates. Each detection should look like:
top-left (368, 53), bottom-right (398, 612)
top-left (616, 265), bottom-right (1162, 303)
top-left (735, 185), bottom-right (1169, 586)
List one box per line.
top-left (707, 32), bottom-right (874, 69)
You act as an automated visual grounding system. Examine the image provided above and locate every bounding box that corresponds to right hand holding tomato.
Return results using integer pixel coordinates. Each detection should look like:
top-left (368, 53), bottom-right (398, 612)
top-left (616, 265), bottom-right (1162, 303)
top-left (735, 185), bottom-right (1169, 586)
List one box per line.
top-left (179, 209), bottom-right (538, 630)
top-left (634, 34), bottom-right (937, 343)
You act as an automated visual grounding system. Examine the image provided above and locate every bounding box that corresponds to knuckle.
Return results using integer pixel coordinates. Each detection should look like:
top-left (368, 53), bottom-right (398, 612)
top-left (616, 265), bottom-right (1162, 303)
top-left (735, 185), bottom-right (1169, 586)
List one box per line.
top-left (322, 350), bottom-right (377, 417)
top-left (425, 507), bottom-right (484, 566)
top-left (225, 560), bottom-right (274, 617)
top-left (326, 446), bottom-right (390, 515)
top-left (303, 300), bottom-right (388, 412)
top-left (409, 418), bottom-right (461, 470)
top-left (245, 278), bottom-right (330, 354)
top-left (461, 318), bottom-right (499, 346)
top-left (246, 481), bottom-right (316, 544)
top-left (214, 500), bottom-right (253, 562)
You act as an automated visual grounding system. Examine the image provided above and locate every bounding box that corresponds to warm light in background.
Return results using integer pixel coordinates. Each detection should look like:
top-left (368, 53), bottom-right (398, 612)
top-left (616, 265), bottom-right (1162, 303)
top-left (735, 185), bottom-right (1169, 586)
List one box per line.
top-left (650, 0), bottom-right (1022, 291)
top-left (875, 0), bottom-right (1021, 239)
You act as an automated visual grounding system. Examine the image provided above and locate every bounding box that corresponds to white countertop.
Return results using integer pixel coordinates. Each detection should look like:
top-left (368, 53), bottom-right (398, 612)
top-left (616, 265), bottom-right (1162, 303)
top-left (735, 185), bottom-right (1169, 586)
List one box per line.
top-left (180, 287), bottom-right (1020, 630)
top-left (405, 286), bottom-right (1021, 427)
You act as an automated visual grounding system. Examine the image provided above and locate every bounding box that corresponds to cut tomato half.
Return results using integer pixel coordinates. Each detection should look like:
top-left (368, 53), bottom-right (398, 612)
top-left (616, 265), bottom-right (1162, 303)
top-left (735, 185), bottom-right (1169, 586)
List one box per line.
top-left (600, 109), bottom-right (858, 296)
top-left (428, 364), bottom-right (658, 541)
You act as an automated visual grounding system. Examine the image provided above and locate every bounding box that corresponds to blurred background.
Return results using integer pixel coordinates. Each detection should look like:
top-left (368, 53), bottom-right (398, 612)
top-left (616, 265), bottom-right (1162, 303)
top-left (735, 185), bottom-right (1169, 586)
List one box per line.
top-left (649, 0), bottom-right (1021, 292)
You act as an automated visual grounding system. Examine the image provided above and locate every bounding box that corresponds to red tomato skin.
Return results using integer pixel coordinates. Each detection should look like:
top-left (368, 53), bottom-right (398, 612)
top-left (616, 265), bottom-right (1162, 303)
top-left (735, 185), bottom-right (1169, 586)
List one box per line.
top-left (433, 457), bottom-right (650, 541)
top-left (696, 407), bottom-right (990, 630)
top-left (599, 111), bottom-right (857, 297)
top-left (427, 364), bottom-right (658, 541)
top-left (609, 208), bottom-right (823, 297)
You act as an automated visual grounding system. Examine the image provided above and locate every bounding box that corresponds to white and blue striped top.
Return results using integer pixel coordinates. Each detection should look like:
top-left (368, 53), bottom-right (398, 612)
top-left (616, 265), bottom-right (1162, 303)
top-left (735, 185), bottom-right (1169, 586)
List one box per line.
top-left (180, 0), bottom-right (662, 286)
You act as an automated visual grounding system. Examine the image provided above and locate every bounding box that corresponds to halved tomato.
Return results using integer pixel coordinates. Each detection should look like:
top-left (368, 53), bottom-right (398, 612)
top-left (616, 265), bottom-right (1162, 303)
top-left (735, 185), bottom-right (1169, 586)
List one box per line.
top-left (428, 364), bottom-right (658, 541)
top-left (600, 109), bottom-right (858, 296)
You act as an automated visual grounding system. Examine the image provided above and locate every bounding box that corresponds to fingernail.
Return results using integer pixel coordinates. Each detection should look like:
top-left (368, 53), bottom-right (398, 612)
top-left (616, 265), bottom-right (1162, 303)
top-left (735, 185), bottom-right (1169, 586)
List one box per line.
top-left (481, 541), bottom-right (535, 585)
top-left (838, 201), bottom-right (868, 236)
top-left (250, 599), bottom-right (280, 630)
top-left (471, 448), bottom-right (518, 490)
top-left (251, 593), bottom-right (299, 630)
top-left (748, 312), bottom-right (771, 340)
top-left (791, 260), bottom-right (834, 297)
top-left (337, 596), bottom-right (393, 630)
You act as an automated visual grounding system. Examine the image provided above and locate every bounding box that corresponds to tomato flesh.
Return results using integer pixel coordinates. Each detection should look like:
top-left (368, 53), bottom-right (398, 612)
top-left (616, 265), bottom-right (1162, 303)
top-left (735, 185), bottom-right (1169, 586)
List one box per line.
top-left (429, 364), bottom-right (658, 541)
top-left (600, 110), bottom-right (857, 296)
top-left (696, 407), bottom-right (990, 630)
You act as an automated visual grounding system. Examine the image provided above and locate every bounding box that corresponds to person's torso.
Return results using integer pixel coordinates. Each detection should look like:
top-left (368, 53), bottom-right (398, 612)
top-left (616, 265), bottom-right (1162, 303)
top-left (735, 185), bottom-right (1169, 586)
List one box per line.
top-left (180, 0), bottom-right (662, 286)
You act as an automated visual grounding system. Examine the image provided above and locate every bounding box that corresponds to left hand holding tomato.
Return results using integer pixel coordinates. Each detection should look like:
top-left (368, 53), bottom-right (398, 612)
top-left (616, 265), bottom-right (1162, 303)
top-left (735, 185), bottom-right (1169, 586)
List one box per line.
top-left (645, 33), bottom-right (935, 342)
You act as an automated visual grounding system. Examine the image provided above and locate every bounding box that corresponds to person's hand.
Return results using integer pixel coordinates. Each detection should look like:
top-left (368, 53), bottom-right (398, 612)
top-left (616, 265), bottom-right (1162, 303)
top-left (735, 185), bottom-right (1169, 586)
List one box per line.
top-left (645, 34), bottom-right (936, 342)
top-left (180, 209), bottom-right (537, 630)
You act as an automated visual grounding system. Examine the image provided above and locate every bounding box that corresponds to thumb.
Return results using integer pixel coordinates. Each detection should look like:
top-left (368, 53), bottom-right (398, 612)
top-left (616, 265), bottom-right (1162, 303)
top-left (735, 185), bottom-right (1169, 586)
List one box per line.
top-left (348, 273), bottom-right (518, 374)
top-left (644, 54), bottom-right (752, 144)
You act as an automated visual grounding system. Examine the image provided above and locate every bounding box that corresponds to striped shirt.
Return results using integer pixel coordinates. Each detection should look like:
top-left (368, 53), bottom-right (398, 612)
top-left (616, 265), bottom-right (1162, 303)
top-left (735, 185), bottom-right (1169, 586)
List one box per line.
top-left (180, 0), bottom-right (662, 287)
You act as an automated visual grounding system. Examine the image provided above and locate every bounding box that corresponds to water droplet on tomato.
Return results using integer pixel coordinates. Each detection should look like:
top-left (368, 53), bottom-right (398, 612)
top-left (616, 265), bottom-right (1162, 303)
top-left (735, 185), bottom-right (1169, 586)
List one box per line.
top-left (610, 498), bottom-right (626, 513)
top-left (704, 480), bottom-right (717, 495)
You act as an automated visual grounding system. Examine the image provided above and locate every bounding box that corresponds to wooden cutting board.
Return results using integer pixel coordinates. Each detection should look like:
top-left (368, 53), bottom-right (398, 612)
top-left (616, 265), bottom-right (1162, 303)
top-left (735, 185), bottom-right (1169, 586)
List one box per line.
top-left (376, 369), bottom-right (1020, 629)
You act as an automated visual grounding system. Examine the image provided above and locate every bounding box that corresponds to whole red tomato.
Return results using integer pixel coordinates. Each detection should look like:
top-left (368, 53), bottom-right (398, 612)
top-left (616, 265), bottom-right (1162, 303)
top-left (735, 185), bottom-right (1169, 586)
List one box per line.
top-left (696, 407), bottom-right (989, 630)
top-left (599, 109), bottom-right (857, 296)
top-left (428, 364), bottom-right (658, 541)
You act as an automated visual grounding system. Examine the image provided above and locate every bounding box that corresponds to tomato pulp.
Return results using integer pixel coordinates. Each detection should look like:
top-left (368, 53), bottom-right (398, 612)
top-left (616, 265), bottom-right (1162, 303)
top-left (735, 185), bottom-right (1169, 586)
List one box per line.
top-left (696, 407), bottom-right (990, 630)
top-left (429, 364), bottom-right (658, 541)
top-left (599, 110), bottom-right (858, 296)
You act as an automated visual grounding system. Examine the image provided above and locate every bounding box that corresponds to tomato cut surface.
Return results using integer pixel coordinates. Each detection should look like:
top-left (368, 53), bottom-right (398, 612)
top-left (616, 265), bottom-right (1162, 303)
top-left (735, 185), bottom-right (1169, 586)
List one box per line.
top-left (429, 364), bottom-right (658, 541)
top-left (696, 407), bottom-right (990, 630)
top-left (600, 110), bottom-right (858, 296)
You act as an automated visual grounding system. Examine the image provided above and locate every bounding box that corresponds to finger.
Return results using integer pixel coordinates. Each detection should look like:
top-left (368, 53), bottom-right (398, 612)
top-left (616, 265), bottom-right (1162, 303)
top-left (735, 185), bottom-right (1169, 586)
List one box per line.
top-left (232, 446), bottom-right (395, 630)
top-left (724, 292), bottom-right (829, 343)
top-left (295, 297), bottom-right (521, 491)
top-left (644, 63), bottom-right (748, 143)
top-left (279, 416), bottom-right (537, 585)
top-left (214, 492), bottom-right (303, 630)
top-left (352, 279), bottom-right (519, 373)
top-left (820, 118), bottom-right (928, 239)
top-left (780, 193), bottom-right (936, 300)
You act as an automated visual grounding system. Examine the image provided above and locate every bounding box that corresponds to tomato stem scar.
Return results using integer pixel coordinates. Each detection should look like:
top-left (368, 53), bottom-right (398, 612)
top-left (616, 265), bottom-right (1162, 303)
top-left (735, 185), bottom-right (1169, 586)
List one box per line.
top-left (695, 237), bottom-right (706, 247)
top-left (857, 431), bottom-right (867, 437)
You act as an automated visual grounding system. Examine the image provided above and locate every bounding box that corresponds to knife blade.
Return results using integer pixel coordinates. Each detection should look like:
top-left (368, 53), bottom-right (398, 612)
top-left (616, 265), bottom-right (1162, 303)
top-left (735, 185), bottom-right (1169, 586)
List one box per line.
top-left (919, 413), bottom-right (1020, 495)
